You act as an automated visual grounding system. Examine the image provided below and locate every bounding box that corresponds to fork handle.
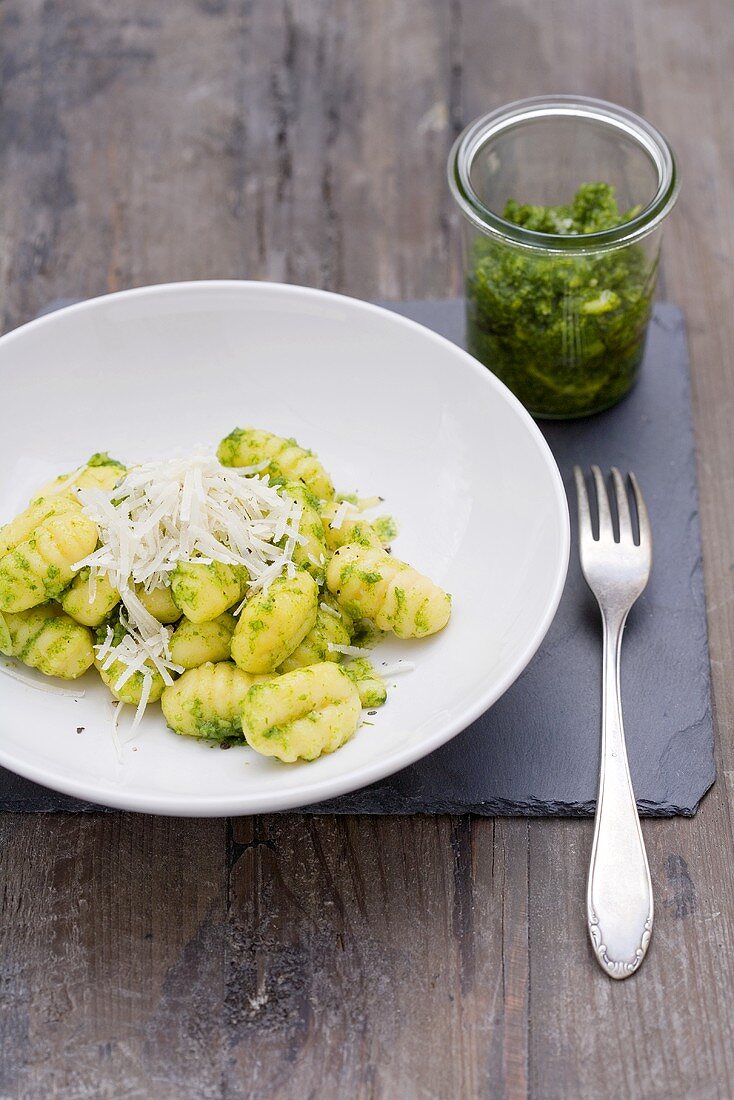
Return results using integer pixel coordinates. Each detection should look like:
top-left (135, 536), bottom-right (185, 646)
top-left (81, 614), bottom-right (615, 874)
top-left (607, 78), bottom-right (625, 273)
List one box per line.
top-left (587, 610), bottom-right (653, 979)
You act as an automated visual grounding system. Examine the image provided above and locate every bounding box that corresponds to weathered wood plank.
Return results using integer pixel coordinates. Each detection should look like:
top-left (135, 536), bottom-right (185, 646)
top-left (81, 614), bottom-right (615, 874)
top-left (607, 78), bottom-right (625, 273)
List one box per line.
top-left (451, 0), bottom-right (734, 1094)
top-left (223, 815), bottom-right (520, 1100)
top-left (0, 0), bottom-right (464, 328)
top-left (1, 0), bottom-right (249, 326)
top-left (522, 0), bottom-right (734, 1095)
top-left (529, 815), bottom-right (734, 1097)
top-left (0, 814), bottom-right (227, 1100)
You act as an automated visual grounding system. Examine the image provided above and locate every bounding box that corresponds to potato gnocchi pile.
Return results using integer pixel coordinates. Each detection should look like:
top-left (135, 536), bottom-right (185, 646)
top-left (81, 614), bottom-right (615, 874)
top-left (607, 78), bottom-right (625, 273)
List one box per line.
top-left (0, 430), bottom-right (451, 763)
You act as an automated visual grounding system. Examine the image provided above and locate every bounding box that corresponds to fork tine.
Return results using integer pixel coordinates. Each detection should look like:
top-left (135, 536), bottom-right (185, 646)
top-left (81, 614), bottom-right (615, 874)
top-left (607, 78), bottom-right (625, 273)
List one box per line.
top-left (573, 465), bottom-right (592, 538)
top-left (591, 465), bottom-right (613, 541)
top-left (629, 472), bottom-right (652, 551)
top-left (611, 467), bottom-right (632, 542)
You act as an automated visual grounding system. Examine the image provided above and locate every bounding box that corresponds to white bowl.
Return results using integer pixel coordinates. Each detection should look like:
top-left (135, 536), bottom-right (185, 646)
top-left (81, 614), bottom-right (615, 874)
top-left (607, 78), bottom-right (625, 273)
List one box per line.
top-left (0, 282), bottom-right (569, 815)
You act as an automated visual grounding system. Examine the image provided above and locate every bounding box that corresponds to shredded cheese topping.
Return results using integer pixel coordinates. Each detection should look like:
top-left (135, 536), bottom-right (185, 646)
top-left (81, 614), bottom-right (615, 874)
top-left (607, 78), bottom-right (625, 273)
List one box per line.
top-left (327, 642), bottom-right (372, 658)
top-left (1, 660), bottom-right (86, 699)
top-left (319, 601), bottom-right (342, 619)
top-left (328, 500), bottom-right (354, 530)
top-left (73, 451), bottom-right (303, 729)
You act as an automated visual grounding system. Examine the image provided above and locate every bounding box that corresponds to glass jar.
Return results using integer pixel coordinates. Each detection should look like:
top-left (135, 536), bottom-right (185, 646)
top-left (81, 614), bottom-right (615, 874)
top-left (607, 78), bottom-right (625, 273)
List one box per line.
top-left (448, 96), bottom-right (679, 418)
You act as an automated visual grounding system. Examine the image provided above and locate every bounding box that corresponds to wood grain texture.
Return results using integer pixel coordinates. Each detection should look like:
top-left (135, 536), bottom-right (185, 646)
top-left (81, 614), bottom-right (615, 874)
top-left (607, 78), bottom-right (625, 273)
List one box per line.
top-left (0, 814), bottom-right (227, 1099)
top-left (2, 0), bottom-right (734, 1097)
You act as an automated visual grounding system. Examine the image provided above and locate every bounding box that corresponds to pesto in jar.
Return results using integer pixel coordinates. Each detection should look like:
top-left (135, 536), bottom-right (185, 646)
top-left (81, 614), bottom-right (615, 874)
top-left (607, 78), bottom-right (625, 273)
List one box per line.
top-left (465, 183), bottom-right (656, 418)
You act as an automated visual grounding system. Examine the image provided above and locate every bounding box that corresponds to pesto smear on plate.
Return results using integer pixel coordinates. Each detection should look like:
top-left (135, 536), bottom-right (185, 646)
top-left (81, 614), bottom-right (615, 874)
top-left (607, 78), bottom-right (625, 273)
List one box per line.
top-left (465, 182), bottom-right (655, 418)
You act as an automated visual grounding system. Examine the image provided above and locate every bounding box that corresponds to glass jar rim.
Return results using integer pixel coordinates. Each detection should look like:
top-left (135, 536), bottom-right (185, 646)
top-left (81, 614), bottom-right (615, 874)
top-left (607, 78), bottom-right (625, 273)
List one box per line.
top-left (448, 95), bottom-right (680, 253)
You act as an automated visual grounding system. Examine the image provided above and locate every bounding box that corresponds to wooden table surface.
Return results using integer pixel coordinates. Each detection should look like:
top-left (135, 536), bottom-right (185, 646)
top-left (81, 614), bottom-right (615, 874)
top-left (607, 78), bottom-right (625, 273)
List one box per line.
top-left (1, 2), bottom-right (733, 1097)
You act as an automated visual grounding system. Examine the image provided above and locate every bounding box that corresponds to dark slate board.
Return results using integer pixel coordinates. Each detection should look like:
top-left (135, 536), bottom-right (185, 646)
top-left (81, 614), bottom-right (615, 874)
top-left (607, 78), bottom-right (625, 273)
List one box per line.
top-left (0, 300), bottom-right (715, 816)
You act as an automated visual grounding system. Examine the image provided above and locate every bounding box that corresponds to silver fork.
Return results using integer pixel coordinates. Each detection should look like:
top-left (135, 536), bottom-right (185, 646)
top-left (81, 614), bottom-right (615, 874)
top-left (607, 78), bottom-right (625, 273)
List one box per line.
top-left (574, 465), bottom-right (653, 979)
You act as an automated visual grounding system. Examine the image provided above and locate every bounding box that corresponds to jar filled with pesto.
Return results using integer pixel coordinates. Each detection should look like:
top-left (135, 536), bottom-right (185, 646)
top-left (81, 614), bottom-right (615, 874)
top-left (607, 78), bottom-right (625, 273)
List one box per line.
top-left (448, 97), bottom-right (679, 418)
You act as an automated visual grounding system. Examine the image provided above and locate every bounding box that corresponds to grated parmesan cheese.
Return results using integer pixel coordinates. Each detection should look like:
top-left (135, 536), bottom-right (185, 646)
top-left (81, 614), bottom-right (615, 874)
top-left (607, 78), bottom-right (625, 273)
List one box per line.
top-left (327, 642), bottom-right (373, 658)
top-left (319, 601), bottom-right (341, 619)
top-left (73, 450), bottom-right (303, 725)
top-left (328, 499), bottom-right (354, 530)
top-left (110, 700), bottom-right (124, 764)
top-left (1, 660), bottom-right (86, 698)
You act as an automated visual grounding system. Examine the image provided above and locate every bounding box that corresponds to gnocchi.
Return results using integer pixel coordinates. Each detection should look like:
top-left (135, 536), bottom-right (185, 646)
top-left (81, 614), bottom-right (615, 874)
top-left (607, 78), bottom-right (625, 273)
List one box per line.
top-left (218, 428), bottom-right (335, 501)
top-left (231, 569), bottom-right (318, 673)
top-left (0, 496), bottom-right (99, 613)
top-left (241, 662), bottom-right (361, 762)
top-left (326, 543), bottom-right (451, 638)
top-left (342, 657), bottom-right (387, 708)
top-left (61, 568), bottom-right (120, 627)
top-left (321, 503), bottom-right (383, 552)
top-left (0, 496), bottom-right (68, 560)
top-left (169, 612), bottom-right (237, 669)
top-left (171, 560), bottom-right (245, 624)
top-left (279, 604), bottom-right (351, 672)
top-left (96, 657), bottom-right (165, 706)
top-left (1, 603), bottom-right (94, 679)
top-left (135, 583), bottom-right (182, 624)
top-left (33, 453), bottom-right (126, 502)
top-left (0, 431), bottom-right (451, 765)
top-left (95, 619), bottom-right (165, 705)
top-left (161, 660), bottom-right (266, 741)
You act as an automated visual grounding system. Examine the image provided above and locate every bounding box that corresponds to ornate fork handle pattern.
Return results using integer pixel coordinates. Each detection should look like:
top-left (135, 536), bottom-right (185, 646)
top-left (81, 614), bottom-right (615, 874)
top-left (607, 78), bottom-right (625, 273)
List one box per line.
top-left (589, 912), bottom-right (653, 977)
top-left (574, 467), bottom-right (654, 980)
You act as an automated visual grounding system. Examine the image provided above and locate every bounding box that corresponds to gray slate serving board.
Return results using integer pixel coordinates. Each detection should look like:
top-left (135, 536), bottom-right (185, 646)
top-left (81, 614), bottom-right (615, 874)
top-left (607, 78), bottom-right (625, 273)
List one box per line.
top-left (0, 300), bottom-right (714, 816)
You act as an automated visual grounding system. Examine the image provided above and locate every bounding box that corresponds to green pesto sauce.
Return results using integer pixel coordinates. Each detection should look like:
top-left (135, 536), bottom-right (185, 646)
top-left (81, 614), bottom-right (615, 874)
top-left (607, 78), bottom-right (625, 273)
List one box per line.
top-left (0, 609), bottom-right (11, 652)
top-left (341, 600), bottom-right (367, 626)
top-left (465, 183), bottom-right (655, 418)
top-left (338, 562), bottom-right (356, 584)
top-left (95, 616), bottom-right (122, 647)
top-left (350, 617), bottom-right (384, 649)
top-left (343, 657), bottom-right (387, 708)
top-left (359, 570), bottom-right (382, 586)
top-left (413, 601), bottom-right (430, 635)
top-left (373, 515), bottom-right (398, 544)
top-left (195, 717), bottom-right (244, 742)
top-left (87, 452), bottom-right (125, 469)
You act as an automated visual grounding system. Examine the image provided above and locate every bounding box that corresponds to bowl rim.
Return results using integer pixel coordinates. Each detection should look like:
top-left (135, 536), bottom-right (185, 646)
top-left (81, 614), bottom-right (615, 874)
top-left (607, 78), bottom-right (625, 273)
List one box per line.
top-left (0, 280), bottom-right (570, 815)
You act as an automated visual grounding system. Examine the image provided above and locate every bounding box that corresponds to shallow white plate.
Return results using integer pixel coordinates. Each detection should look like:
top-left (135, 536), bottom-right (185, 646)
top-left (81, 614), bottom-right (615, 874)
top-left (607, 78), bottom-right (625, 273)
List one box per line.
top-left (0, 281), bottom-right (569, 815)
